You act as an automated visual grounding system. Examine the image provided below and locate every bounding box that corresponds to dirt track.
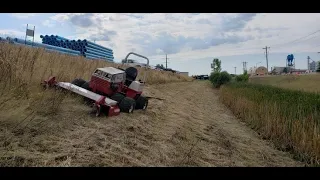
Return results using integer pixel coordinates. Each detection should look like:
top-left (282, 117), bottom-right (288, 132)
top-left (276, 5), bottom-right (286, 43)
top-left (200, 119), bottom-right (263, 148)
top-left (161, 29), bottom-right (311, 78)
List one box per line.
top-left (0, 81), bottom-right (302, 166)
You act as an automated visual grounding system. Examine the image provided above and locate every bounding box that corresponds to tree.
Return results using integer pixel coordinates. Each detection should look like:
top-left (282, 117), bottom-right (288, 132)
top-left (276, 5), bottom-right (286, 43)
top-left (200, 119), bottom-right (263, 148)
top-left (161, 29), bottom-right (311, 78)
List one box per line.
top-left (156, 64), bottom-right (165, 69)
top-left (211, 58), bottom-right (221, 73)
top-left (210, 71), bottom-right (232, 88)
top-left (317, 62), bottom-right (320, 72)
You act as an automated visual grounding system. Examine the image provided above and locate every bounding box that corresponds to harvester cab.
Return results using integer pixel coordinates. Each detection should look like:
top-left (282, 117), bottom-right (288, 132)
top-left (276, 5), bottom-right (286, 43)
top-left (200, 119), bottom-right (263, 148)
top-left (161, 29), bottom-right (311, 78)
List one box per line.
top-left (41, 52), bottom-right (150, 117)
top-left (88, 52), bottom-right (149, 100)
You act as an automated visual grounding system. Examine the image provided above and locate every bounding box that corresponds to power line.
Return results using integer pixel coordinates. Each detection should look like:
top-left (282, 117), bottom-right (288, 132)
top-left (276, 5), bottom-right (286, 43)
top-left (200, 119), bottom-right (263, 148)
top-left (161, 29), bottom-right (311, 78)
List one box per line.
top-left (271, 29), bottom-right (320, 48)
top-left (151, 29), bottom-right (320, 64)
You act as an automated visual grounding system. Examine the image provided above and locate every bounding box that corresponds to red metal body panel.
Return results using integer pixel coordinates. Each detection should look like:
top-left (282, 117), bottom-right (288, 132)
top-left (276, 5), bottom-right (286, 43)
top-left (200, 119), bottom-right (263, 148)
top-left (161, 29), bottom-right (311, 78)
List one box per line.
top-left (90, 76), bottom-right (113, 95)
top-left (89, 76), bottom-right (125, 96)
top-left (125, 88), bottom-right (141, 99)
top-left (43, 76), bottom-right (57, 87)
top-left (42, 71), bottom-right (144, 117)
top-left (108, 105), bottom-right (121, 116)
top-left (93, 96), bottom-right (119, 116)
top-left (89, 75), bottom-right (142, 100)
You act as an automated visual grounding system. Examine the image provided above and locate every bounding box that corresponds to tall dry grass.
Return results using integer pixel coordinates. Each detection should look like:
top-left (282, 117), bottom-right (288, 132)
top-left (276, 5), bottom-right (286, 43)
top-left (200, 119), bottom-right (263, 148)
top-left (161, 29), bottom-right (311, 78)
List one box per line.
top-left (220, 82), bottom-right (320, 165)
top-left (0, 43), bottom-right (191, 99)
top-left (249, 74), bottom-right (320, 93)
top-left (0, 43), bottom-right (193, 166)
top-left (0, 42), bottom-right (192, 123)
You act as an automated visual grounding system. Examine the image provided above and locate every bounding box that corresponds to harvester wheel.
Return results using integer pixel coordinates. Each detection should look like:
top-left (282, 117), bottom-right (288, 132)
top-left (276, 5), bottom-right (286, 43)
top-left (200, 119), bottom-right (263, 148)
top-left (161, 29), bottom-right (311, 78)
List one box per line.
top-left (119, 97), bottom-right (136, 113)
top-left (71, 78), bottom-right (86, 87)
top-left (110, 93), bottom-right (125, 104)
top-left (135, 96), bottom-right (148, 110)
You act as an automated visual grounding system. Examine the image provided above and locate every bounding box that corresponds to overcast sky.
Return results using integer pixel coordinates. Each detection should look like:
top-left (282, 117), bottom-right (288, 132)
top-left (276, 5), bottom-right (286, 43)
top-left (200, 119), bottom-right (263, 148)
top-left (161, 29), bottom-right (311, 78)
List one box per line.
top-left (1, 13), bottom-right (320, 75)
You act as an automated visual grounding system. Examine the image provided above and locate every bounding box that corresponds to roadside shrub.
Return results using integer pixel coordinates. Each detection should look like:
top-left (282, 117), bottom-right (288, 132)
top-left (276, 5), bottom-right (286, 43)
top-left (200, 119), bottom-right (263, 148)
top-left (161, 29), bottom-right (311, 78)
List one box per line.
top-left (210, 71), bottom-right (232, 88)
top-left (235, 70), bottom-right (249, 82)
top-left (235, 74), bottom-right (249, 82)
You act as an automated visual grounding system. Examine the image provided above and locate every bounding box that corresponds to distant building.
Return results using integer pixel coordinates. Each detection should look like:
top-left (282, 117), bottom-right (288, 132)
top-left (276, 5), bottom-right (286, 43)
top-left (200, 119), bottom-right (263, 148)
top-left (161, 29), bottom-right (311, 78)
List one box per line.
top-left (310, 61), bottom-right (316, 72)
top-left (271, 66), bottom-right (304, 74)
top-left (271, 66), bottom-right (286, 75)
top-left (178, 72), bottom-right (189, 76)
top-left (291, 69), bottom-right (308, 74)
top-left (248, 66), bottom-right (268, 76)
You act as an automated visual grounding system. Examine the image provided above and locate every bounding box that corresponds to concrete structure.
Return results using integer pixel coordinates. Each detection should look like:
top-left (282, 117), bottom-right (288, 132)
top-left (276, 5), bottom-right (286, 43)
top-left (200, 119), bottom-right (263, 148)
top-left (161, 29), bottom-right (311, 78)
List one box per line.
top-left (309, 61), bottom-right (319, 72)
top-left (248, 66), bottom-right (268, 76)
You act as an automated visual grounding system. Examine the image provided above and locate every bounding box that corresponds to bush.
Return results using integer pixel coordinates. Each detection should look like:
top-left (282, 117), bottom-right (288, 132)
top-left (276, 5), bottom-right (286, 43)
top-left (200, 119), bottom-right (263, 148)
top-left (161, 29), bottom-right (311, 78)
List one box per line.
top-left (235, 74), bottom-right (249, 82)
top-left (209, 71), bottom-right (232, 88)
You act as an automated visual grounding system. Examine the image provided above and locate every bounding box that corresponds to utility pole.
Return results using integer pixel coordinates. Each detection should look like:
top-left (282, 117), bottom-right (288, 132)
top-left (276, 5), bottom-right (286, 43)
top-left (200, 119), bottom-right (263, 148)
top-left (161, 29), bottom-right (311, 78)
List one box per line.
top-left (165, 54), bottom-right (168, 69)
top-left (242, 61), bottom-right (247, 73)
top-left (161, 54), bottom-right (170, 69)
top-left (263, 46), bottom-right (270, 72)
top-left (307, 56), bottom-right (310, 71)
top-left (234, 67), bottom-right (236, 74)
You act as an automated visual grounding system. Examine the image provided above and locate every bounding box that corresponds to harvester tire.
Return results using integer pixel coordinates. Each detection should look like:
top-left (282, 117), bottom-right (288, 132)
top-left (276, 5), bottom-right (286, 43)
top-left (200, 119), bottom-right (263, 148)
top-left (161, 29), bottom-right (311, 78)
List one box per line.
top-left (111, 93), bottom-right (125, 104)
top-left (119, 97), bottom-right (136, 113)
top-left (135, 96), bottom-right (148, 110)
top-left (71, 78), bottom-right (86, 87)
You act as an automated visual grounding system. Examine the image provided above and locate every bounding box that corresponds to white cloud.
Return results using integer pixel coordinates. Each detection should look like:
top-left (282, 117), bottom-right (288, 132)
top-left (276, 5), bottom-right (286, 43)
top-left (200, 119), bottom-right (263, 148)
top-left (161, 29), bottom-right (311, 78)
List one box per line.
top-left (11, 13), bottom-right (37, 19)
top-left (42, 20), bottom-right (55, 27)
top-left (45, 13), bottom-right (320, 63)
top-left (0, 29), bottom-right (25, 39)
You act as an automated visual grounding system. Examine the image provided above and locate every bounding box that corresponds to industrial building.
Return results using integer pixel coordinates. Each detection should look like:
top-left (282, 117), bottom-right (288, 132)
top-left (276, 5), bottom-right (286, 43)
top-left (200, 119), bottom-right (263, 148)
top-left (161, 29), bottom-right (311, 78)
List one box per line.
top-left (271, 66), bottom-right (287, 75)
top-left (248, 66), bottom-right (268, 76)
top-left (309, 61), bottom-right (320, 72)
top-left (310, 61), bottom-right (316, 72)
top-left (291, 69), bottom-right (308, 74)
top-left (271, 66), bottom-right (308, 74)
top-left (178, 72), bottom-right (189, 76)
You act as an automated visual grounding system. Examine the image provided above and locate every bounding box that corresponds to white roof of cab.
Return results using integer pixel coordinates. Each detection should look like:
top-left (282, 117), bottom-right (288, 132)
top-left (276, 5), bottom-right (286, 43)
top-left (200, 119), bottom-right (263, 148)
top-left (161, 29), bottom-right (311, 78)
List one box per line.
top-left (97, 67), bottom-right (124, 75)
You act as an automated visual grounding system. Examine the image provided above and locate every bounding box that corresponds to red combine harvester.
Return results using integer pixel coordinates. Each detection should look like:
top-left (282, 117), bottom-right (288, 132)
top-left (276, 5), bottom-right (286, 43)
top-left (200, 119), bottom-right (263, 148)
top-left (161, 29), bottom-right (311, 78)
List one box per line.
top-left (41, 52), bottom-right (149, 117)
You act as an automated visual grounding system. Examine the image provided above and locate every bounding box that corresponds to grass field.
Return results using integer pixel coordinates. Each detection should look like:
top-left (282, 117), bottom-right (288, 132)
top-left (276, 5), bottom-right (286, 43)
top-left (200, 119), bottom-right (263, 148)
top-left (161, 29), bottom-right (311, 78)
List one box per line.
top-left (220, 81), bottom-right (320, 165)
top-left (249, 74), bottom-right (320, 93)
top-left (0, 43), bottom-right (192, 119)
top-left (0, 43), bottom-right (304, 167)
